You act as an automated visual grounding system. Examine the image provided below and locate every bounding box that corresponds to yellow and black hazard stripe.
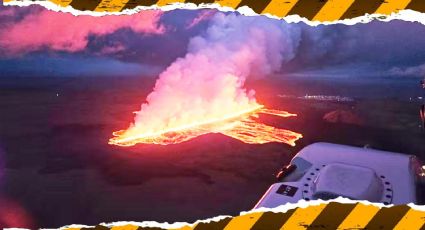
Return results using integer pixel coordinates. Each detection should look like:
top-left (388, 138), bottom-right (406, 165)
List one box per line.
top-left (64, 202), bottom-right (425, 230)
top-left (3, 0), bottom-right (425, 20)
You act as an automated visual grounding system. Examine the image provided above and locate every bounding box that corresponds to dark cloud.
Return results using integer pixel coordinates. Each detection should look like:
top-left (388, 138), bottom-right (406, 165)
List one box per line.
top-left (284, 21), bottom-right (425, 77)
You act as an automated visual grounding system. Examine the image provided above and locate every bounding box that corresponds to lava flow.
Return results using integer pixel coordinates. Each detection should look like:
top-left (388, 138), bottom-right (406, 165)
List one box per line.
top-left (109, 105), bottom-right (302, 147)
top-left (109, 13), bottom-right (304, 147)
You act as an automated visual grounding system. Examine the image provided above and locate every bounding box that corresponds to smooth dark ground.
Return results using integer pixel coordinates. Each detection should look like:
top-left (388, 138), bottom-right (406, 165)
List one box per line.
top-left (0, 76), bottom-right (424, 228)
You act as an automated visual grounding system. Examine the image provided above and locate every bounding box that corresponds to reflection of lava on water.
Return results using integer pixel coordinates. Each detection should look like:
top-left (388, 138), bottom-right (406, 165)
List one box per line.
top-left (109, 105), bottom-right (302, 146)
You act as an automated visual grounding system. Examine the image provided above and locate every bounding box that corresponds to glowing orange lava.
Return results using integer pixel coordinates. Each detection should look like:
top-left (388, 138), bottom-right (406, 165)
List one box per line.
top-left (109, 105), bottom-right (302, 147)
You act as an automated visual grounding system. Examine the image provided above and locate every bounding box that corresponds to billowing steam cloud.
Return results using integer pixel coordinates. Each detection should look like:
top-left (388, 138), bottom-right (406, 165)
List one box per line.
top-left (122, 13), bottom-right (301, 139)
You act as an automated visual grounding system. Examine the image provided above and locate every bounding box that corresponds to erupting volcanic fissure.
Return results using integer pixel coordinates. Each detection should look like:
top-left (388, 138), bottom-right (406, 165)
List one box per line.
top-left (109, 13), bottom-right (303, 147)
top-left (109, 105), bottom-right (302, 146)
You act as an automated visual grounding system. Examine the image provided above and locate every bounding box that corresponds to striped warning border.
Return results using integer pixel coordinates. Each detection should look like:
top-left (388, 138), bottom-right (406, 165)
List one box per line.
top-left (3, 0), bottom-right (425, 21)
top-left (2, 1), bottom-right (425, 229)
top-left (62, 202), bottom-right (425, 230)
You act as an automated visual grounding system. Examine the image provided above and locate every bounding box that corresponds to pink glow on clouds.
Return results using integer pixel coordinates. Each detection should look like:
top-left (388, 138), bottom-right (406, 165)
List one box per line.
top-left (0, 7), bottom-right (16, 17)
top-left (186, 10), bottom-right (215, 29)
top-left (0, 9), bottom-right (165, 54)
top-left (98, 43), bottom-right (126, 55)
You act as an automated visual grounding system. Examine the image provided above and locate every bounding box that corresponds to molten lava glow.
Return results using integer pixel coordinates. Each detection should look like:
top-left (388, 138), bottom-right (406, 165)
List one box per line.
top-left (109, 105), bottom-right (303, 147)
top-left (109, 14), bottom-right (304, 147)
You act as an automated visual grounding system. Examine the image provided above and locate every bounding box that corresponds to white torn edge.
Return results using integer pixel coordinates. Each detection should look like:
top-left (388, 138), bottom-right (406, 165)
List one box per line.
top-left (250, 197), bottom-right (425, 213)
top-left (2, 1), bottom-right (425, 229)
top-left (33, 197), bottom-right (425, 230)
top-left (3, 0), bottom-right (425, 26)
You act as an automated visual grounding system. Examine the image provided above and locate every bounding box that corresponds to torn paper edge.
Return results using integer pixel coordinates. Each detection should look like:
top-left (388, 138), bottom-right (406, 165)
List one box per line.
top-left (3, 0), bottom-right (425, 26)
top-left (29, 197), bottom-right (425, 230)
top-left (1, 1), bottom-right (425, 229)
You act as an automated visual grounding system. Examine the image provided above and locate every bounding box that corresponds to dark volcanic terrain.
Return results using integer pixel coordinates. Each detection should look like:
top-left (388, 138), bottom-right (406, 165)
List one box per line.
top-left (0, 76), bottom-right (424, 228)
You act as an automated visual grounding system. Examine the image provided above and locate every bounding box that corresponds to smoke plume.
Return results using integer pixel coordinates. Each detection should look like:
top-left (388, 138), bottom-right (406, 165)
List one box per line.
top-left (123, 13), bottom-right (301, 138)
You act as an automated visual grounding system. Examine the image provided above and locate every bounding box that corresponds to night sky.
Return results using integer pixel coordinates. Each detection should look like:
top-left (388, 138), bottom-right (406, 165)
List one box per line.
top-left (1, 3), bottom-right (425, 79)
